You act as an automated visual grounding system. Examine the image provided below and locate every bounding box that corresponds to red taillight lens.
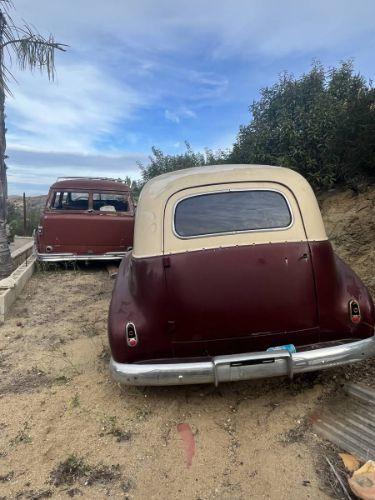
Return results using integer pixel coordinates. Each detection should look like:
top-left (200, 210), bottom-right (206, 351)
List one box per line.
top-left (126, 322), bottom-right (138, 347)
top-left (349, 300), bottom-right (361, 324)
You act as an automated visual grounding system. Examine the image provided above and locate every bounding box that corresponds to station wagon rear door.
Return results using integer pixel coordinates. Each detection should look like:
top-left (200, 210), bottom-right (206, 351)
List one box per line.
top-left (163, 182), bottom-right (319, 353)
top-left (43, 190), bottom-right (134, 254)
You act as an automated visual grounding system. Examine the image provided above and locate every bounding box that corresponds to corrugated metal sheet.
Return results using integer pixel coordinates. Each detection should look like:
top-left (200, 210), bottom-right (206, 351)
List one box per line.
top-left (312, 383), bottom-right (375, 461)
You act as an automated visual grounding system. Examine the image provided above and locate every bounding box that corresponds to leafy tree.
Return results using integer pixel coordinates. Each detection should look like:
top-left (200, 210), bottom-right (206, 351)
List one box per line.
top-left (6, 201), bottom-right (22, 239)
top-left (7, 200), bottom-right (41, 240)
top-left (122, 175), bottom-right (143, 200)
top-left (230, 61), bottom-right (375, 189)
top-left (139, 61), bottom-right (374, 192)
top-left (0, 1), bottom-right (65, 278)
top-left (139, 142), bottom-right (230, 184)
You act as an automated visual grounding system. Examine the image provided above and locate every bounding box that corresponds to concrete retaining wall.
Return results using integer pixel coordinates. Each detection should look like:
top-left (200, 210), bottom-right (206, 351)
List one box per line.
top-left (11, 239), bottom-right (34, 269)
top-left (0, 240), bottom-right (36, 323)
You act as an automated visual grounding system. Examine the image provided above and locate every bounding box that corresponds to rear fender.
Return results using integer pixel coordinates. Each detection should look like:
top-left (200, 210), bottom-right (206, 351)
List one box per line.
top-left (310, 241), bottom-right (374, 339)
top-left (108, 254), bottom-right (171, 363)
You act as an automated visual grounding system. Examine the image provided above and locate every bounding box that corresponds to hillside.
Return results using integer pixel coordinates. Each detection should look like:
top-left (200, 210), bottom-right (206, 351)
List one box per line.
top-left (8, 194), bottom-right (47, 212)
top-left (319, 184), bottom-right (375, 297)
top-left (7, 195), bottom-right (47, 239)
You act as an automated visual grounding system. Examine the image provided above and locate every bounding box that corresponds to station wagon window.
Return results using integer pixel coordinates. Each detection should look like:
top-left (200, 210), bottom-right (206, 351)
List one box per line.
top-left (51, 191), bottom-right (89, 211)
top-left (174, 190), bottom-right (292, 237)
top-left (93, 193), bottom-right (129, 213)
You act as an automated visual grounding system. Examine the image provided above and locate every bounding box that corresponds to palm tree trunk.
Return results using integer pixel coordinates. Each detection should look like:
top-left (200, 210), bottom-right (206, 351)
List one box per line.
top-left (0, 10), bottom-right (13, 279)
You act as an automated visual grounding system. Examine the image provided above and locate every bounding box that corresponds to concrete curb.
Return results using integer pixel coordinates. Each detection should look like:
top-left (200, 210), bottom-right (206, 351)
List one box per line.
top-left (12, 240), bottom-right (34, 268)
top-left (0, 255), bottom-right (36, 323)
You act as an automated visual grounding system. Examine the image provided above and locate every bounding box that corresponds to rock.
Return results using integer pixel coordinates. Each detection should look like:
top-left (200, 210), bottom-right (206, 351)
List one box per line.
top-left (349, 460), bottom-right (375, 500)
top-left (339, 452), bottom-right (360, 472)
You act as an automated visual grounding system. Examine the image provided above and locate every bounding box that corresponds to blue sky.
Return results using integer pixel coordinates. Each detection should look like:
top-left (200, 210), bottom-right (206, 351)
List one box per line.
top-left (6, 0), bottom-right (375, 195)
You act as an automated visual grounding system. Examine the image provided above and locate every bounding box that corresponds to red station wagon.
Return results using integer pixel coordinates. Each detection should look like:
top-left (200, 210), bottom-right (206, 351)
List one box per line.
top-left (36, 177), bottom-right (135, 262)
top-left (108, 165), bottom-right (375, 386)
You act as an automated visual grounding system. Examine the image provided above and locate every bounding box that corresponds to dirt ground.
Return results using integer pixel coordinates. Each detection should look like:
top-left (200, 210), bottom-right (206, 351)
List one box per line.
top-left (0, 186), bottom-right (374, 500)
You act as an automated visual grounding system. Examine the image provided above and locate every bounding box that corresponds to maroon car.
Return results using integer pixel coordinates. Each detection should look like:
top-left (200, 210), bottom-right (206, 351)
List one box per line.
top-left (108, 165), bottom-right (375, 386)
top-left (36, 177), bottom-right (135, 262)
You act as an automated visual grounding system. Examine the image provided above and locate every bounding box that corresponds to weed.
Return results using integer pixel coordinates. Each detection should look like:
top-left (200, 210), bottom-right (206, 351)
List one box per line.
top-left (50, 456), bottom-right (89, 486)
top-left (71, 394), bottom-right (80, 408)
top-left (121, 479), bottom-right (135, 493)
top-left (66, 488), bottom-right (83, 497)
top-left (0, 471), bottom-right (14, 482)
top-left (135, 406), bottom-right (152, 421)
top-left (82, 320), bottom-right (99, 338)
top-left (54, 375), bottom-right (70, 385)
top-left (30, 366), bottom-right (46, 376)
top-left (280, 418), bottom-right (308, 444)
top-left (11, 422), bottom-right (32, 446)
top-left (15, 489), bottom-right (52, 499)
top-left (102, 416), bottom-right (132, 443)
top-left (97, 345), bottom-right (110, 364)
top-left (50, 455), bottom-right (120, 487)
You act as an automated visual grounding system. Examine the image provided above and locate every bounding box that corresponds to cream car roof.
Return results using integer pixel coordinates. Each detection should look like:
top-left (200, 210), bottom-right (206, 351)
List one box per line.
top-left (133, 164), bottom-right (327, 258)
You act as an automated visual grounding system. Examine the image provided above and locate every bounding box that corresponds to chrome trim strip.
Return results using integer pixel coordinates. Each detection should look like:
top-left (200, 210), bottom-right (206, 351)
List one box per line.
top-left (110, 336), bottom-right (375, 386)
top-left (172, 188), bottom-right (294, 240)
top-left (37, 251), bottom-right (126, 262)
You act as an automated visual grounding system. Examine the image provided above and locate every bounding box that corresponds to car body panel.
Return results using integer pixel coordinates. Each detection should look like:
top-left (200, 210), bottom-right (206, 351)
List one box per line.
top-left (164, 243), bottom-right (318, 345)
top-left (108, 240), bottom-right (374, 364)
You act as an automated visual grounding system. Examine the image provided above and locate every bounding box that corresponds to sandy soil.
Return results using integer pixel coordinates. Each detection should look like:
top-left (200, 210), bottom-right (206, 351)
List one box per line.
top-left (0, 186), bottom-right (374, 500)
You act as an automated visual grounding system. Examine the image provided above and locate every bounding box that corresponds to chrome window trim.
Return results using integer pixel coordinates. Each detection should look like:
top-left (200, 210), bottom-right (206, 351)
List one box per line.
top-left (172, 188), bottom-right (295, 240)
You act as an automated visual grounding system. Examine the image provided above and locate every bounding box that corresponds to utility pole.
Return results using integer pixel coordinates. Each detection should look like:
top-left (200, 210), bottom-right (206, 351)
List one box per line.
top-left (23, 192), bottom-right (27, 236)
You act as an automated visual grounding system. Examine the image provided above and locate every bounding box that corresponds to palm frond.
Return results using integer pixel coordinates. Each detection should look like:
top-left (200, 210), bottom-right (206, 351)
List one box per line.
top-left (0, 7), bottom-right (67, 93)
top-left (0, 1), bottom-right (14, 15)
top-left (4, 22), bottom-right (66, 78)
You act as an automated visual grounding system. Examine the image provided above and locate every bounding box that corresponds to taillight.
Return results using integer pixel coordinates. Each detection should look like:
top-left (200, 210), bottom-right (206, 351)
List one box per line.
top-left (125, 322), bottom-right (138, 347)
top-left (38, 225), bottom-right (43, 235)
top-left (349, 300), bottom-right (361, 324)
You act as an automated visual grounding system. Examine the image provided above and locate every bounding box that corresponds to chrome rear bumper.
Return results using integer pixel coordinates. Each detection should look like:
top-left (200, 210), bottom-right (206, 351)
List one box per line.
top-left (37, 251), bottom-right (126, 262)
top-left (110, 336), bottom-right (375, 386)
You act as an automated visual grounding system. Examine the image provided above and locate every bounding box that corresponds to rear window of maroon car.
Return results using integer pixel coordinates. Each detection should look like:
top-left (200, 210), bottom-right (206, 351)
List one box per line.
top-left (51, 191), bottom-right (89, 210)
top-left (49, 190), bottom-right (130, 213)
top-left (174, 189), bottom-right (292, 237)
top-left (93, 193), bottom-right (129, 212)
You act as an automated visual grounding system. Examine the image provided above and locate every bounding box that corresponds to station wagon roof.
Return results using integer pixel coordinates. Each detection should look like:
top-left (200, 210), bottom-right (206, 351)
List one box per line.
top-left (50, 178), bottom-right (131, 192)
top-left (133, 164), bottom-right (327, 258)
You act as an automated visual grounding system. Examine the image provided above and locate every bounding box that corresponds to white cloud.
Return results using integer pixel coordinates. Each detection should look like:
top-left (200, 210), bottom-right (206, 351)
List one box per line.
top-left (7, 148), bottom-right (147, 195)
top-left (164, 110), bottom-right (180, 123)
top-left (6, 64), bottom-right (144, 153)
top-left (164, 106), bottom-right (196, 123)
top-left (13, 0), bottom-right (375, 60)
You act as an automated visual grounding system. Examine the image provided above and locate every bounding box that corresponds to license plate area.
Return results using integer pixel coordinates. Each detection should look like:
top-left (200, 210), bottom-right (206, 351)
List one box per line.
top-left (230, 357), bottom-right (276, 367)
